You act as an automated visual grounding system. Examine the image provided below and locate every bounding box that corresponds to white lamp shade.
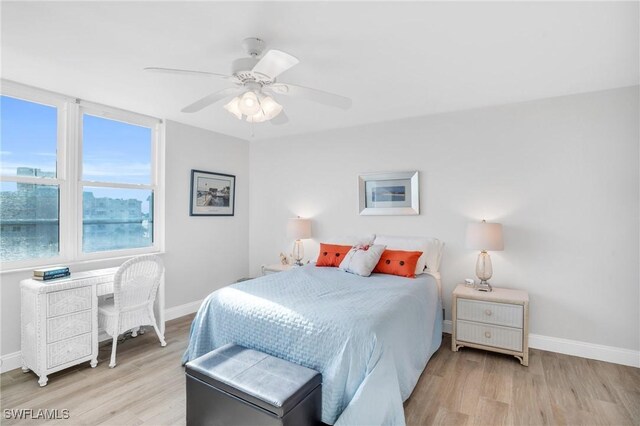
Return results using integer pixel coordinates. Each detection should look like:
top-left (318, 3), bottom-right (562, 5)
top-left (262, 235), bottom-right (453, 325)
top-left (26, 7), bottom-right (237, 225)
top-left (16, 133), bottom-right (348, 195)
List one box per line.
top-left (224, 97), bottom-right (242, 119)
top-left (287, 218), bottom-right (312, 240)
top-left (245, 95), bottom-right (283, 123)
top-left (246, 110), bottom-right (268, 123)
top-left (259, 95), bottom-right (283, 118)
top-left (466, 222), bottom-right (504, 251)
top-left (238, 91), bottom-right (261, 115)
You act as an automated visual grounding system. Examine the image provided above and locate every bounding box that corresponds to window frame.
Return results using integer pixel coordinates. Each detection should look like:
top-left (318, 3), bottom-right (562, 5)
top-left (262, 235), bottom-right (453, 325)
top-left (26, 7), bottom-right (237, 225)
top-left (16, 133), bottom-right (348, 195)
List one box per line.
top-left (0, 81), bottom-right (164, 271)
top-left (76, 102), bottom-right (162, 260)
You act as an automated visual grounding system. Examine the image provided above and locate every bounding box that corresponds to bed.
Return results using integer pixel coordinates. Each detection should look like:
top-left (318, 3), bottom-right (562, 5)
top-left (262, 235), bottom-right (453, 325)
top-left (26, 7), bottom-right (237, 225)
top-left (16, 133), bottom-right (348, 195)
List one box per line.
top-left (183, 264), bottom-right (443, 425)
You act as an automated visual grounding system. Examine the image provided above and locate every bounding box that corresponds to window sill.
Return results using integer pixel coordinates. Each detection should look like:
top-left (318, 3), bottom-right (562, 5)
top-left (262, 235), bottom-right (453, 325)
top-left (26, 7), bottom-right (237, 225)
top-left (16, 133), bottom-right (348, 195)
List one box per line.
top-left (0, 251), bottom-right (166, 275)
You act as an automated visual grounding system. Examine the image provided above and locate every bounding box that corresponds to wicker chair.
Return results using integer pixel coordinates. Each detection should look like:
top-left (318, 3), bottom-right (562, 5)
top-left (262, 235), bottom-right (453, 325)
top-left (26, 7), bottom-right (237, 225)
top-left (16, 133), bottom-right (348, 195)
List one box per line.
top-left (98, 255), bottom-right (166, 368)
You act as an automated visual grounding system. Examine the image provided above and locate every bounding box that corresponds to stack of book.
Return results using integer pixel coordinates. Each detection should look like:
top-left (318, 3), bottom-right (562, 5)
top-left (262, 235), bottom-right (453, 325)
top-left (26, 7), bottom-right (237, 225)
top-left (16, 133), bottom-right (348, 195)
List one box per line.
top-left (33, 266), bottom-right (70, 281)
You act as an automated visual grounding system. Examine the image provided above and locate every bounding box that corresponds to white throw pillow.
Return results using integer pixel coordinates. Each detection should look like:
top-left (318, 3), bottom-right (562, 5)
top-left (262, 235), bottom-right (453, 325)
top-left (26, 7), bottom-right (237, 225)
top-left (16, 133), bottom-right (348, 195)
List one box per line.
top-left (373, 235), bottom-right (440, 275)
top-left (339, 244), bottom-right (386, 277)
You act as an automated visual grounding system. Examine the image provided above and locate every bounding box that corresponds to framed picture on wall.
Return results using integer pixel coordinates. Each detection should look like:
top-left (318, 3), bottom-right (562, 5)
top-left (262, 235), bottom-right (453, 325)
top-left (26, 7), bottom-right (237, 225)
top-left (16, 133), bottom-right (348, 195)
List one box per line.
top-left (190, 170), bottom-right (236, 216)
top-left (358, 171), bottom-right (419, 215)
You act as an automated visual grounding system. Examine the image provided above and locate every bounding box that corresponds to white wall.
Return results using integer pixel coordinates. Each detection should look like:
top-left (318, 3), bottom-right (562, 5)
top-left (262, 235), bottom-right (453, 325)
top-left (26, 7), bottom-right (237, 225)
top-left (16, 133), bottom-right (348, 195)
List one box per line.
top-left (0, 120), bottom-right (250, 360)
top-left (163, 121), bottom-right (249, 307)
top-left (249, 86), bottom-right (639, 352)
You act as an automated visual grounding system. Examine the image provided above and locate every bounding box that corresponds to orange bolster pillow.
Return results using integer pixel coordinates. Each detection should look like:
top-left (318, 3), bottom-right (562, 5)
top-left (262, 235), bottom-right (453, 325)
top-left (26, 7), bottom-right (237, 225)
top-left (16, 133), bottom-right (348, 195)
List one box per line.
top-left (316, 243), bottom-right (352, 268)
top-left (373, 249), bottom-right (423, 278)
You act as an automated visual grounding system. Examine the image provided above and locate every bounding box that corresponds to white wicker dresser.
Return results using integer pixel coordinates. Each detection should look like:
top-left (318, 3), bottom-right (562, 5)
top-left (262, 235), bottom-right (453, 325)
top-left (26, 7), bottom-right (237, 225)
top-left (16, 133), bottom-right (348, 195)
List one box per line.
top-left (20, 267), bottom-right (165, 386)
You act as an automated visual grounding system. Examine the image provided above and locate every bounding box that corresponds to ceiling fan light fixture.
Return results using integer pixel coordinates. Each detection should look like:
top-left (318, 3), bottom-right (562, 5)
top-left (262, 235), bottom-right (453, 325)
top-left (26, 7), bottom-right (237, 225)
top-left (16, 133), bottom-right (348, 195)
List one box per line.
top-left (246, 110), bottom-right (268, 123)
top-left (259, 95), bottom-right (283, 120)
top-left (229, 92), bottom-right (284, 123)
top-left (223, 97), bottom-right (243, 120)
top-left (238, 91), bottom-right (261, 115)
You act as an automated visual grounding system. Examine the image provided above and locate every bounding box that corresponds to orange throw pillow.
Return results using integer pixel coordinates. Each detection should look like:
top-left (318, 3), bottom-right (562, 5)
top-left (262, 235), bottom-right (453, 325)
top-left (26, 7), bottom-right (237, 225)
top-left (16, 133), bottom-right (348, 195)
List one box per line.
top-left (316, 244), bottom-right (352, 267)
top-left (373, 250), bottom-right (423, 278)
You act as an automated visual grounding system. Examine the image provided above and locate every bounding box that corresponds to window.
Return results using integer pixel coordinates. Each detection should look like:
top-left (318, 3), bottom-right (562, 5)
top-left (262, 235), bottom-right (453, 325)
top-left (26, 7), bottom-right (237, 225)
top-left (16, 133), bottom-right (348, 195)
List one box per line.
top-left (80, 111), bottom-right (156, 254)
top-left (0, 94), bottom-right (62, 263)
top-left (0, 82), bottom-right (163, 269)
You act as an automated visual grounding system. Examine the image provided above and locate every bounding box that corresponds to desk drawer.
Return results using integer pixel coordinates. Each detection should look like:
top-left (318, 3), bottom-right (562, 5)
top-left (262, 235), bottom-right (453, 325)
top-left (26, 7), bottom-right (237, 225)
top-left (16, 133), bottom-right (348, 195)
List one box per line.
top-left (457, 320), bottom-right (523, 352)
top-left (47, 310), bottom-right (92, 343)
top-left (96, 282), bottom-right (114, 297)
top-left (47, 333), bottom-right (92, 369)
top-left (47, 287), bottom-right (92, 318)
top-left (457, 299), bottom-right (523, 328)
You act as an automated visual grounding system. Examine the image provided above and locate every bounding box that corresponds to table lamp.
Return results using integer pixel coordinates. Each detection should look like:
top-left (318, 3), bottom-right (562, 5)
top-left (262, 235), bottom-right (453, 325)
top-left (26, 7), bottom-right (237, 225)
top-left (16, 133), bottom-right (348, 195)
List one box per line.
top-left (287, 217), bottom-right (312, 266)
top-left (465, 220), bottom-right (504, 292)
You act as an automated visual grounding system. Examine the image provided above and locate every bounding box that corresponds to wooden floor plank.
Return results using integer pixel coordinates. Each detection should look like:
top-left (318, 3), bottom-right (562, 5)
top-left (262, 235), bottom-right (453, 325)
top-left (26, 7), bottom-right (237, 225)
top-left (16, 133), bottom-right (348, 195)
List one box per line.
top-left (2, 314), bottom-right (639, 425)
top-left (613, 386), bottom-right (640, 424)
top-left (478, 352), bottom-right (515, 405)
top-left (471, 397), bottom-right (509, 426)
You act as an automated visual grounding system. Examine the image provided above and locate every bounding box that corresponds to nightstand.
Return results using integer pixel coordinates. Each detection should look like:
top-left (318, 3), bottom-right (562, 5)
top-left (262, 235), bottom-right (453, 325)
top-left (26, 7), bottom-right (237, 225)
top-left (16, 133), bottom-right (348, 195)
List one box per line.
top-left (261, 264), bottom-right (294, 276)
top-left (451, 284), bottom-right (529, 366)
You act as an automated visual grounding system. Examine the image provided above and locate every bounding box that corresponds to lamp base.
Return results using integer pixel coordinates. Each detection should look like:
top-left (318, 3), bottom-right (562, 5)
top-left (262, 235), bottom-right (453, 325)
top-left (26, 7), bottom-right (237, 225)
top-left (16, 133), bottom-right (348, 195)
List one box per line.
top-left (476, 281), bottom-right (493, 292)
top-left (475, 251), bottom-right (493, 292)
top-left (292, 240), bottom-right (304, 267)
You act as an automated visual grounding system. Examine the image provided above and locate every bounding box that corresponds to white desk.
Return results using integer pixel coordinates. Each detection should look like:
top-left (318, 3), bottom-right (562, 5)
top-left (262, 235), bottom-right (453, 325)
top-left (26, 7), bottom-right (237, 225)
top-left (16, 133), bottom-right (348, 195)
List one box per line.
top-left (20, 267), bottom-right (165, 386)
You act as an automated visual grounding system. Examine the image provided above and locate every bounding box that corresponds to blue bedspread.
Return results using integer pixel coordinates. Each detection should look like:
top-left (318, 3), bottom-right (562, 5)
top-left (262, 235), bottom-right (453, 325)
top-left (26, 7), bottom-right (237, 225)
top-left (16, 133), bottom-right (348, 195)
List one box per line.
top-left (183, 265), bottom-right (442, 425)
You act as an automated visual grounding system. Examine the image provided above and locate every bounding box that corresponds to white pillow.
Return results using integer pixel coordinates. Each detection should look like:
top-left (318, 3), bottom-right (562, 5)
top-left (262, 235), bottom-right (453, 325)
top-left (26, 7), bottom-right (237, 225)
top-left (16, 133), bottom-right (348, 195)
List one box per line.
top-left (373, 235), bottom-right (442, 275)
top-left (339, 244), bottom-right (386, 277)
top-left (324, 234), bottom-right (375, 246)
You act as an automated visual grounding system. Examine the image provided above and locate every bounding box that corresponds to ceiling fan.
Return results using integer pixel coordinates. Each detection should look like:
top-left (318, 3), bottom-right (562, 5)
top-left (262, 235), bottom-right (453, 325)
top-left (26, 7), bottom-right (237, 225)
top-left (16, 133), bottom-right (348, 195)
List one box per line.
top-left (144, 38), bottom-right (352, 125)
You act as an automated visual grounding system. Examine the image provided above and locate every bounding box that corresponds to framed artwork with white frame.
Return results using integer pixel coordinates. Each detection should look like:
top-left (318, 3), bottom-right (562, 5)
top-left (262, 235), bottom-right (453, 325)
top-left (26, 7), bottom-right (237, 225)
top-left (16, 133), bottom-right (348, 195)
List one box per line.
top-left (190, 170), bottom-right (236, 216)
top-left (358, 171), bottom-right (419, 216)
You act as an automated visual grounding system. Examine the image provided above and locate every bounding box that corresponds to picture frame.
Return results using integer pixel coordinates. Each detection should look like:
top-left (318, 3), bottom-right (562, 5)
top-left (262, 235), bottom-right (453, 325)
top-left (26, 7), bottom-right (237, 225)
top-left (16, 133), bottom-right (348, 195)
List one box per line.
top-left (190, 169), bottom-right (236, 216)
top-left (358, 171), bottom-right (419, 215)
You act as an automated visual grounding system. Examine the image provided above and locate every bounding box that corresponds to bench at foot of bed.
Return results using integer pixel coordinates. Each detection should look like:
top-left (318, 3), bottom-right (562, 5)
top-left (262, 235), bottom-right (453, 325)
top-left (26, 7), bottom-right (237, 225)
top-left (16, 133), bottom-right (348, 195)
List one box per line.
top-left (185, 344), bottom-right (322, 426)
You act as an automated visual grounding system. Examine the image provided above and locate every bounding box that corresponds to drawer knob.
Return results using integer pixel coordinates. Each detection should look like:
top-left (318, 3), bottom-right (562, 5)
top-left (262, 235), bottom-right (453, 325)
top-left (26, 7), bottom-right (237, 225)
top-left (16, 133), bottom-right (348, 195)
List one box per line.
top-left (485, 309), bottom-right (492, 316)
top-left (484, 331), bottom-right (492, 338)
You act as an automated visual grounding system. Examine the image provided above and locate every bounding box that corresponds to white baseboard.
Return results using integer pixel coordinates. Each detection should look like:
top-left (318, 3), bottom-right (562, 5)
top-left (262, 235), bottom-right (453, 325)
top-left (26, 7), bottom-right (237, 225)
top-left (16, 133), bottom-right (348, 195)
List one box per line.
top-left (1, 299), bottom-right (204, 374)
top-left (165, 299), bottom-right (203, 321)
top-left (528, 333), bottom-right (640, 368)
top-left (442, 319), bottom-right (639, 368)
top-left (0, 351), bottom-right (22, 374)
top-left (444, 319), bottom-right (453, 334)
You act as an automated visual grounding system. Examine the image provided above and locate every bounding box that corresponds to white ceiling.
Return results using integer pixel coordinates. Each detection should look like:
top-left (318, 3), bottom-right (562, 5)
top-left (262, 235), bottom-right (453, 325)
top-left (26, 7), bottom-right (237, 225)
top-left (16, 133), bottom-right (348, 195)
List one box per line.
top-left (2, 1), bottom-right (638, 141)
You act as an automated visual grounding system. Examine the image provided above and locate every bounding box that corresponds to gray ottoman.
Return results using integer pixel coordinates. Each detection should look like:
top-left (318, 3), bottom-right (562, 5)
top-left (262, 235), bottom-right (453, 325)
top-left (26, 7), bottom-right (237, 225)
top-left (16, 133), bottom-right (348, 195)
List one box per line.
top-left (185, 344), bottom-right (322, 426)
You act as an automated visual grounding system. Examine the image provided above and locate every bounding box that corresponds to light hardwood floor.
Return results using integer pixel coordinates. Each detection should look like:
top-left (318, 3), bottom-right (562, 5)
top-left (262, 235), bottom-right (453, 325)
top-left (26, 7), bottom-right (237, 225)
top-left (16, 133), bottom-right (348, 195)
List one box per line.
top-left (1, 314), bottom-right (638, 425)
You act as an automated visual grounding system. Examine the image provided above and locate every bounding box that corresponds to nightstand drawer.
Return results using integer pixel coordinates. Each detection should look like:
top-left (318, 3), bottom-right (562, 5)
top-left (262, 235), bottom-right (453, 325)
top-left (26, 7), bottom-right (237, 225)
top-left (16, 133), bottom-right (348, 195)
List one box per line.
top-left (457, 298), bottom-right (523, 328)
top-left (456, 320), bottom-right (523, 352)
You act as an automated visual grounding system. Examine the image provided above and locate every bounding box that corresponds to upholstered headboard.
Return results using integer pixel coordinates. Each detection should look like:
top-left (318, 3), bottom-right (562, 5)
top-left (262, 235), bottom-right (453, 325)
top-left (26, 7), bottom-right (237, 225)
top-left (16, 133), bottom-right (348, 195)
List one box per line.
top-left (424, 238), bottom-right (445, 274)
top-left (322, 234), bottom-right (445, 298)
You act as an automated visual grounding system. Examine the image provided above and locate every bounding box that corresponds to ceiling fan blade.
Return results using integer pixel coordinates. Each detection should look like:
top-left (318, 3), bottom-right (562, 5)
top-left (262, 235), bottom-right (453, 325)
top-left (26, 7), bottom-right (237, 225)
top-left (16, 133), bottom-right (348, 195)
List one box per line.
top-left (144, 67), bottom-right (234, 80)
top-left (252, 50), bottom-right (299, 79)
top-left (181, 88), bottom-right (242, 113)
top-left (271, 83), bottom-right (352, 110)
top-left (270, 110), bottom-right (289, 126)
